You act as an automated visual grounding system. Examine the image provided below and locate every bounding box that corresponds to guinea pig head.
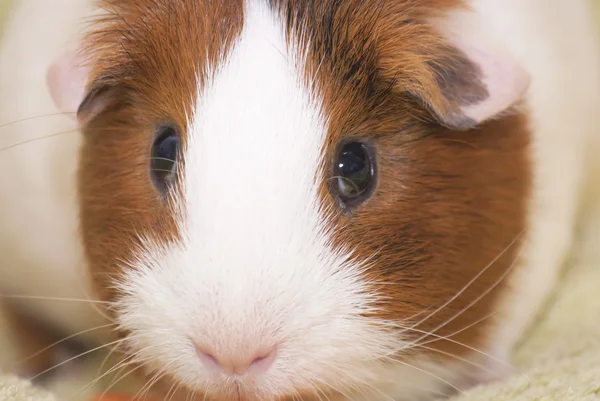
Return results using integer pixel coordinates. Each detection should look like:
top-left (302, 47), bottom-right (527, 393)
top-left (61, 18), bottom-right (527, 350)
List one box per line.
top-left (48, 0), bottom-right (531, 400)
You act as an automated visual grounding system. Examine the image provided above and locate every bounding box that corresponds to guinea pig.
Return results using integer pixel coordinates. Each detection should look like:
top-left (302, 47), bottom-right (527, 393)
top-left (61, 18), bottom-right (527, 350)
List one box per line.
top-left (1, 0), bottom-right (600, 400)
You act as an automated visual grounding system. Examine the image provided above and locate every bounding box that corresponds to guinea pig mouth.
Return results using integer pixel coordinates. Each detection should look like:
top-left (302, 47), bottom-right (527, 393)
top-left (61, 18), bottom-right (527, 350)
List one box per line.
top-left (150, 374), bottom-right (268, 401)
top-left (193, 382), bottom-right (272, 401)
top-left (183, 374), bottom-right (340, 401)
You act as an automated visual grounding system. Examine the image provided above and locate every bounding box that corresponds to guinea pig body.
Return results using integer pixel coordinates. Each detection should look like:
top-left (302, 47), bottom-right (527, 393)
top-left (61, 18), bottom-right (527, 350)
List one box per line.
top-left (1, 0), bottom-right (599, 400)
top-left (0, 0), bottom-right (109, 348)
top-left (464, 0), bottom-right (600, 367)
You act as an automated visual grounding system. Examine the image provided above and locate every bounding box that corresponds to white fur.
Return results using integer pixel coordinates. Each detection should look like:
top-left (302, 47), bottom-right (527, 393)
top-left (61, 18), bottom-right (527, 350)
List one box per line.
top-left (466, 0), bottom-right (600, 366)
top-left (0, 0), bottom-right (109, 346)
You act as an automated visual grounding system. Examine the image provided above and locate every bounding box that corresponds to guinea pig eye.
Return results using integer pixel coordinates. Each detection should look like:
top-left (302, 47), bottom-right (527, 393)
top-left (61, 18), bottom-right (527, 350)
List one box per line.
top-left (150, 125), bottom-right (179, 190)
top-left (335, 141), bottom-right (376, 208)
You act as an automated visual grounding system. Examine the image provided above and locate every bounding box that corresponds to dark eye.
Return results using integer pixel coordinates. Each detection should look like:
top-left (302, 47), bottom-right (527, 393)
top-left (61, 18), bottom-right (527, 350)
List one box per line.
top-left (335, 141), bottom-right (376, 208)
top-left (150, 125), bottom-right (179, 190)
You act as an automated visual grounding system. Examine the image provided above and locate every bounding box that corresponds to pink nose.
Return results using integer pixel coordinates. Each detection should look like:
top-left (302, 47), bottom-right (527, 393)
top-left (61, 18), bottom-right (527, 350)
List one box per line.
top-left (195, 345), bottom-right (277, 376)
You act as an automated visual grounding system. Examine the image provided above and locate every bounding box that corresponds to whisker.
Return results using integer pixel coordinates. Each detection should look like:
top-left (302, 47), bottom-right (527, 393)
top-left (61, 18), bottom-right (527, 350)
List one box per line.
top-left (383, 312), bottom-right (522, 380)
top-left (417, 291), bottom-right (531, 384)
top-left (75, 280), bottom-right (117, 324)
top-left (0, 294), bottom-right (114, 304)
top-left (94, 339), bottom-right (162, 398)
top-left (291, 385), bottom-right (305, 401)
top-left (133, 362), bottom-right (174, 401)
top-left (149, 157), bottom-right (177, 163)
top-left (0, 112), bottom-right (77, 129)
top-left (187, 384), bottom-right (195, 401)
top-left (92, 344), bottom-right (159, 385)
top-left (381, 311), bottom-right (497, 352)
top-left (413, 344), bottom-right (499, 378)
top-left (134, 366), bottom-right (169, 401)
top-left (411, 247), bottom-right (521, 347)
top-left (298, 378), bottom-right (322, 401)
top-left (97, 361), bottom-right (148, 401)
top-left (96, 338), bottom-right (130, 379)
top-left (314, 374), bottom-right (347, 401)
top-left (404, 233), bottom-right (522, 335)
top-left (393, 359), bottom-right (462, 394)
top-left (383, 304), bottom-right (531, 383)
top-left (372, 299), bottom-right (435, 324)
top-left (416, 311), bottom-right (498, 348)
top-left (81, 351), bottom-right (147, 394)
top-left (317, 387), bottom-right (332, 401)
top-left (201, 383), bottom-right (208, 401)
top-left (164, 381), bottom-right (178, 401)
top-left (166, 379), bottom-right (186, 401)
top-left (311, 375), bottom-right (353, 401)
top-left (0, 129), bottom-right (78, 153)
top-left (16, 322), bottom-right (116, 365)
top-left (29, 337), bottom-right (127, 381)
top-left (310, 379), bottom-right (332, 401)
top-left (342, 376), bottom-right (390, 401)
top-left (314, 360), bottom-right (394, 401)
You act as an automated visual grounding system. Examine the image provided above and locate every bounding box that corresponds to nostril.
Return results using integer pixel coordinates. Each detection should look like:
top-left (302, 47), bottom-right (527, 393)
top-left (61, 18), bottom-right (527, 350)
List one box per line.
top-left (246, 347), bottom-right (277, 375)
top-left (194, 343), bottom-right (277, 376)
top-left (196, 348), bottom-right (222, 374)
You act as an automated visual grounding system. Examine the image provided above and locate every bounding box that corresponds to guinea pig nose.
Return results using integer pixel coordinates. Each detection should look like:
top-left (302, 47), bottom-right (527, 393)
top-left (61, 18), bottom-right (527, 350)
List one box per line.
top-left (195, 345), bottom-right (277, 376)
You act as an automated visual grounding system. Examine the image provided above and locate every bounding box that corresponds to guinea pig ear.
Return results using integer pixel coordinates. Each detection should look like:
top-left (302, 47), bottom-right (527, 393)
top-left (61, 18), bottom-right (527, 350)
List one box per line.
top-left (46, 42), bottom-right (91, 122)
top-left (47, 42), bottom-right (112, 126)
top-left (414, 14), bottom-right (530, 130)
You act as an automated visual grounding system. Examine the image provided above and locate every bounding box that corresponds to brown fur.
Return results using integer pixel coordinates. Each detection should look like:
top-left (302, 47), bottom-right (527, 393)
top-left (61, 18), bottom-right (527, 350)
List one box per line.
top-left (77, 0), bottom-right (531, 399)
top-left (2, 302), bottom-right (91, 380)
top-left (78, 0), bottom-right (244, 302)
top-left (273, 0), bottom-right (530, 365)
top-left (2, 303), bottom-right (57, 375)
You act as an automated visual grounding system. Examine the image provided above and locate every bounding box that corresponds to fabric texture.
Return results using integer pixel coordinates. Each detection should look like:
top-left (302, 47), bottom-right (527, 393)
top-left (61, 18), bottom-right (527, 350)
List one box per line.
top-left (446, 245), bottom-right (600, 401)
top-left (0, 375), bottom-right (55, 401)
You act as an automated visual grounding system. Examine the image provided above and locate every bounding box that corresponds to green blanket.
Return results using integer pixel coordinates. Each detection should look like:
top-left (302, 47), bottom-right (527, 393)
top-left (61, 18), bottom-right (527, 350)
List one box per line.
top-left (1, 1), bottom-right (599, 400)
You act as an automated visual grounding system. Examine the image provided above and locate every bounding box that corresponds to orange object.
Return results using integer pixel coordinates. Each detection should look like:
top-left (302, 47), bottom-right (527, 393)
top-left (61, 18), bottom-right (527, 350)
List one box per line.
top-left (91, 394), bottom-right (153, 401)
